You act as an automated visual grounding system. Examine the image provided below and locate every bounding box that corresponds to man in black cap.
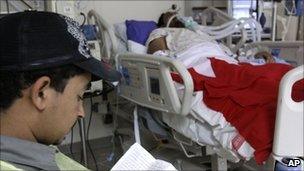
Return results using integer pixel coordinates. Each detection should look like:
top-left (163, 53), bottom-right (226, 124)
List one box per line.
top-left (0, 11), bottom-right (121, 170)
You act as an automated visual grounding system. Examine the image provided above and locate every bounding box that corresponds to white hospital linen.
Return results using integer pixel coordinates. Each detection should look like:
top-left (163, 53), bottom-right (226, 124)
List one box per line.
top-left (146, 28), bottom-right (212, 54)
top-left (173, 83), bottom-right (255, 161)
top-left (147, 28), bottom-right (238, 77)
top-left (176, 42), bottom-right (237, 77)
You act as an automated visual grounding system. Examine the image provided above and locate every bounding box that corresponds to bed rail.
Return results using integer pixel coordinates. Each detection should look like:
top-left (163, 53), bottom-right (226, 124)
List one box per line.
top-left (116, 53), bottom-right (194, 116)
top-left (273, 65), bottom-right (304, 158)
top-left (87, 10), bottom-right (117, 62)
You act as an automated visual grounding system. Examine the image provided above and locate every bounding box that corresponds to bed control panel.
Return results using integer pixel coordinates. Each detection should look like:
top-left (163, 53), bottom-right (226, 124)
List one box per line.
top-left (147, 68), bottom-right (164, 104)
top-left (120, 60), bottom-right (166, 106)
top-left (120, 61), bottom-right (142, 88)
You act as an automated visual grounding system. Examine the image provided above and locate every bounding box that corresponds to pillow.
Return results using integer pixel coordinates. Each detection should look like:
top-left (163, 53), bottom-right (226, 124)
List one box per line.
top-left (126, 20), bottom-right (157, 45)
top-left (116, 37), bottom-right (128, 53)
top-left (114, 22), bottom-right (127, 44)
top-left (127, 40), bottom-right (147, 54)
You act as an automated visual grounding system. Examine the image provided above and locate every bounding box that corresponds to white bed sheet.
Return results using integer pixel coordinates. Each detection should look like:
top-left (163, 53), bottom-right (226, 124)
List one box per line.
top-left (158, 38), bottom-right (255, 162)
top-left (162, 83), bottom-right (255, 162)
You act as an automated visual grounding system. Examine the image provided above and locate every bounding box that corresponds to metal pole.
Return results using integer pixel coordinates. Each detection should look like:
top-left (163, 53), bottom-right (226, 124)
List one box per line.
top-left (227, 0), bottom-right (233, 17)
top-left (227, 0), bottom-right (233, 48)
top-left (78, 117), bottom-right (88, 167)
top-left (133, 105), bottom-right (141, 145)
top-left (271, 1), bottom-right (278, 41)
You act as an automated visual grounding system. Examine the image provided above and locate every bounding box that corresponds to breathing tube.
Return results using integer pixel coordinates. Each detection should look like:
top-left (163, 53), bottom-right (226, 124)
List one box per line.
top-left (166, 14), bottom-right (199, 30)
top-left (198, 18), bottom-right (262, 42)
top-left (167, 14), bottom-right (262, 42)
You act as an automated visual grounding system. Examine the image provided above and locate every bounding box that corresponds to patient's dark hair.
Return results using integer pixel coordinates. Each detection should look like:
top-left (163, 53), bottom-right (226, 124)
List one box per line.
top-left (157, 13), bottom-right (166, 27)
top-left (0, 65), bottom-right (85, 112)
top-left (157, 12), bottom-right (184, 28)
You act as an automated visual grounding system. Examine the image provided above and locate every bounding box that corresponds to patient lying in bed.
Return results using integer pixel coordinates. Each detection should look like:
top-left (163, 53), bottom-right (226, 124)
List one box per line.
top-left (147, 12), bottom-right (274, 64)
top-left (147, 26), bottom-right (237, 77)
top-left (146, 12), bottom-right (304, 164)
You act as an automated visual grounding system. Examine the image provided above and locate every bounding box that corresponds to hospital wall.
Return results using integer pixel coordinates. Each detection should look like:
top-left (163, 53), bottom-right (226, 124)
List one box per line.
top-left (185, 0), bottom-right (228, 16)
top-left (72, 1), bottom-right (186, 25)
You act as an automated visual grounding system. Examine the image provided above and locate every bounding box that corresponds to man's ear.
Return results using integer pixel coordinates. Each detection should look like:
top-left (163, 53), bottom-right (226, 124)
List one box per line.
top-left (30, 76), bottom-right (52, 111)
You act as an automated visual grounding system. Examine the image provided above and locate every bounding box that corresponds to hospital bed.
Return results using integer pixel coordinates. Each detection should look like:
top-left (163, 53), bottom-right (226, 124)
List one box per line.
top-left (87, 10), bottom-right (304, 171)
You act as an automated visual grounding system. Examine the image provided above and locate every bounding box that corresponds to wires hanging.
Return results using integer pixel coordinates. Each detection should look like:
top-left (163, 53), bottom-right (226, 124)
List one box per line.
top-left (5, 0), bottom-right (10, 14)
top-left (80, 12), bottom-right (86, 27)
top-left (20, 0), bottom-right (33, 9)
top-left (69, 122), bottom-right (77, 160)
top-left (281, 0), bottom-right (297, 40)
top-left (86, 97), bottom-right (99, 171)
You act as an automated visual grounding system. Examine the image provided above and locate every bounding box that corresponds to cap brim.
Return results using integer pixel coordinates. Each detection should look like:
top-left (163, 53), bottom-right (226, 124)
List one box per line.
top-left (74, 57), bottom-right (121, 82)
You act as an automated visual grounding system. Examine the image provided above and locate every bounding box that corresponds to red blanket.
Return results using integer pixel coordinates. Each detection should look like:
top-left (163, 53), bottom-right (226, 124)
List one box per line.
top-left (172, 58), bottom-right (304, 164)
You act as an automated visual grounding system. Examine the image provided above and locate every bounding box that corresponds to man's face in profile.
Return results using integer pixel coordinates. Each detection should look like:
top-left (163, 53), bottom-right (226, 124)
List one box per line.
top-left (36, 73), bottom-right (91, 145)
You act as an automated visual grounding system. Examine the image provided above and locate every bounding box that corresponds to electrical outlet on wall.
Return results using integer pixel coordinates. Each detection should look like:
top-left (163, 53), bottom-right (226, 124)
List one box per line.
top-left (49, 0), bottom-right (76, 19)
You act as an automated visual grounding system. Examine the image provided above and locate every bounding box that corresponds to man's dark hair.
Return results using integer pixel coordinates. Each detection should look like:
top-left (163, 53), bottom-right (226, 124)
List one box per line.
top-left (0, 65), bottom-right (86, 112)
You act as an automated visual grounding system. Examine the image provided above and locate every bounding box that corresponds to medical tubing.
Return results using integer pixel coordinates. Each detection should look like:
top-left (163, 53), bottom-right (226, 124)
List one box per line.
top-left (109, 92), bottom-right (120, 162)
top-left (197, 18), bottom-right (261, 41)
top-left (20, 0), bottom-right (32, 9)
top-left (199, 22), bottom-right (237, 35)
top-left (80, 12), bottom-right (86, 27)
top-left (201, 17), bottom-right (260, 31)
top-left (78, 121), bottom-right (84, 163)
top-left (86, 97), bottom-right (99, 171)
top-left (209, 18), bottom-right (259, 36)
top-left (201, 19), bottom-right (240, 31)
top-left (69, 122), bottom-right (77, 160)
top-left (210, 19), bottom-right (260, 41)
top-left (5, 0), bottom-right (9, 13)
top-left (172, 14), bottom-right (261, 42)
top-left (178, 142), bottom-right (200, 158)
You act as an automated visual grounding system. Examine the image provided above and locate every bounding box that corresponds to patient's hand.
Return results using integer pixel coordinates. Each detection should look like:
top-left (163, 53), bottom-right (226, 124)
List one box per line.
top-left (147, 37), bottom-right (168, 54)
top-left (254, 51), bottom-right (275, 63)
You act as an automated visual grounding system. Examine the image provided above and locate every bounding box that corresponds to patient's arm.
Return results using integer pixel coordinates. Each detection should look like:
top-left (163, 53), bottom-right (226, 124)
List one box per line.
top-left (147, 37), bottom-right (168, 54)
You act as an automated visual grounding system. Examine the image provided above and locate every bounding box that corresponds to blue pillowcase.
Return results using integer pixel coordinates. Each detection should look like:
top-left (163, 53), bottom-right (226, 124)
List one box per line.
top-left (125, 20), bottom-right (157, 45)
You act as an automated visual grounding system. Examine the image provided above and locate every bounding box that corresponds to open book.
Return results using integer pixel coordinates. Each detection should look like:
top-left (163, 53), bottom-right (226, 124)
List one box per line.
top-left (111, 143), bottom-right (177, 171)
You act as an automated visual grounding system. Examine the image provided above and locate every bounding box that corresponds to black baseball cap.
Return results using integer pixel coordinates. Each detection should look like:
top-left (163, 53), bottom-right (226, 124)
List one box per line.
top-left (0, 11), bottom-right (121, 82)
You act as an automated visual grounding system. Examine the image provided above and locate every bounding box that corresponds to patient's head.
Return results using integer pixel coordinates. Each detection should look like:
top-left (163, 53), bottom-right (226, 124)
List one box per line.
top-left (157, 12), bottom-right (184, 28)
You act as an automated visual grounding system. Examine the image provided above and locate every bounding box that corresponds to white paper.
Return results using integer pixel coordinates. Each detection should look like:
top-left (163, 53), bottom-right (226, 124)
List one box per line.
top-left (111, 143), bottom-right (177, 171)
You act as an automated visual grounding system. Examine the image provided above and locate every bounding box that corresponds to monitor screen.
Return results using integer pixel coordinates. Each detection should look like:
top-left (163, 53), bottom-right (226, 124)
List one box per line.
top-left (150, 77), bottom-right (160, 95)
